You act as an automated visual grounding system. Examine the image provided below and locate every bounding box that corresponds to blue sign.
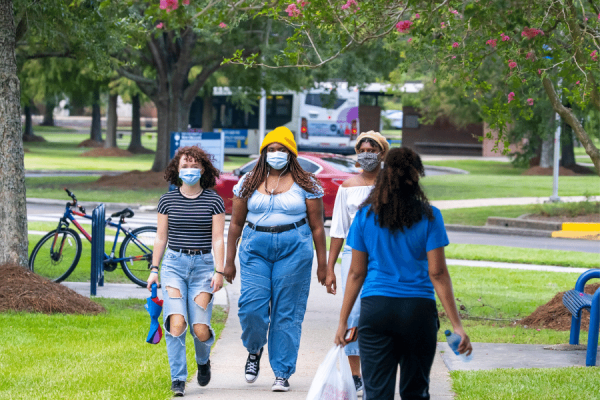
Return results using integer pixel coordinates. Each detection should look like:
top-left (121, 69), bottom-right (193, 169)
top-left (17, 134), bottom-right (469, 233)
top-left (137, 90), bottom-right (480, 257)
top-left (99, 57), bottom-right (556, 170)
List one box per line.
top-left (223, 129), bottom-right (249, 149)
top-left (170, 131), bottom-right (224, 171)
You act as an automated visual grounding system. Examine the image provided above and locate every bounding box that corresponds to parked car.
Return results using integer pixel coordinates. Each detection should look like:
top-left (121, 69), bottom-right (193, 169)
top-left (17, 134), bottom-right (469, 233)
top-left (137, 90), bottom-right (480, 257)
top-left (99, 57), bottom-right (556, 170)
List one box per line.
top-left (215, 152), bottom-right (360, 218)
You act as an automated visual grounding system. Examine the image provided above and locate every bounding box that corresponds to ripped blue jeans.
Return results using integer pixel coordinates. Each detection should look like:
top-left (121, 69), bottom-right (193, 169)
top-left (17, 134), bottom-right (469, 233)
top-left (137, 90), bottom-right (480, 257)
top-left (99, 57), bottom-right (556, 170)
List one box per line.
top-left (161, 248), bottom-right (215, 382)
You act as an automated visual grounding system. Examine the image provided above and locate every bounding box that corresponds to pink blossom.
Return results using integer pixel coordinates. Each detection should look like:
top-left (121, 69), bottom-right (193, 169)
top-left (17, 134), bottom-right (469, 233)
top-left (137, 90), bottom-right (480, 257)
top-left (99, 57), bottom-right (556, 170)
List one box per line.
top-left (508, 60), bottom-right (517, 69)
top-left (286, 3), bottom-right (301, 17)
top-left (538, 69), bottom-right (542, 75)
top-left (507, 92), bottom-right (515, 103)
top-left (396, 20), bottom-right (413, 33)
top-left (407, 37), bottom-right (412, 43)
top-left (441, 21), bottom-right (446, 28)
top-left (452, 55), bottom-right (456, 59)
top-left (451, 9), bottom-right (458, 14)
top-left (156, 22), bottom-right (164, 29)
top-left (452, 42), bottom-right (459, 48)
top-left (576, 81), bottom-right (580, 85)
top-left (486, 39), bottom-right (497, 47)
top-left (182, 0), bottom-right (189, 4)
top-left (434, 78), bottom-right (437, 84)
top-left (219, 22), bottom-right (227, 28)
top-left (592, 50), bottom-right (598, 61)
top-left (160, 0), bottom-right (179, 12)
top-left (598, 13), bottom-right (600, 19)
top-left (522, 79), bottom-right (526, 83)
top-left (297, 0), bottom-right (307, 6)
top-left (500, 33), bottom-right (510, 41)
top-left (341, 0), bottom-right (359, 12)
top-left (527, 98), bottom-right (534, 106)
top-left (414, 13), bottom-right (420, 19)
top-left (526, 52), bottom-right (535, 61)
top-left (521, 27), bottom-right (544, 39)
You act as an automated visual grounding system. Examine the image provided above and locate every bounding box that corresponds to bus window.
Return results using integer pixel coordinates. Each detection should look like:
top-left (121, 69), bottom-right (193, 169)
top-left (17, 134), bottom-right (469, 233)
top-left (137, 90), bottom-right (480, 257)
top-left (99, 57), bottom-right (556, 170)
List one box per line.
top-left (305, 93), bottom-right (346, 109)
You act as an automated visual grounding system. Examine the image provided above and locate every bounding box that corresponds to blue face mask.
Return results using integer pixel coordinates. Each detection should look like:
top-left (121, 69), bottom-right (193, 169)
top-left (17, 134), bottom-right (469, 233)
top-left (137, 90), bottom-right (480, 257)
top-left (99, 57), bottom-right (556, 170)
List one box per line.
top-left (179, 168), bottom-right (202, 186)
top-left (266, 151), bottom-right (289, 170)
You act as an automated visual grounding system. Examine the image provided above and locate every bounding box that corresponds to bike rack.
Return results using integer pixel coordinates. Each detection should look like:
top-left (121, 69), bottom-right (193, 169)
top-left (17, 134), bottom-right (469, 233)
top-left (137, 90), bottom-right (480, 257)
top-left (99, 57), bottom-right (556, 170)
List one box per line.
top-left (90, 204), bottom-right (105, 296)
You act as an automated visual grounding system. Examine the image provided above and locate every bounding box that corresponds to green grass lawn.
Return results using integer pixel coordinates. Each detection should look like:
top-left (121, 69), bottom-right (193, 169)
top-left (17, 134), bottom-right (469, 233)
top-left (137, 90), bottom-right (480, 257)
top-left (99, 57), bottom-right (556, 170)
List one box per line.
top-left (422, 160), bottom-right (598, 200)
top-left (438, 266), bottom-right (584, 344)
top-left (0, 298), bottom-right (228, 400)
top-left (446, 244), bottom-right (599, 269)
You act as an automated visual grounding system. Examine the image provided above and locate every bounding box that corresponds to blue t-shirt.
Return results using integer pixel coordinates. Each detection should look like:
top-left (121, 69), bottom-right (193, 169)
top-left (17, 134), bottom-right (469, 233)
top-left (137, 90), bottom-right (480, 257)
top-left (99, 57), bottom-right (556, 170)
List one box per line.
top-left (347, 205), bottom-right (449, 301)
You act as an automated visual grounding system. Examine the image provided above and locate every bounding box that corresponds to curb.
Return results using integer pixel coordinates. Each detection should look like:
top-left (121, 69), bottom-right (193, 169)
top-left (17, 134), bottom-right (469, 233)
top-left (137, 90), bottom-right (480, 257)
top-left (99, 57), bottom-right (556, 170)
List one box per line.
top-left (424, 165), bottom-right (469, 175)
top-left (445, 224), bottom-right (553, 237)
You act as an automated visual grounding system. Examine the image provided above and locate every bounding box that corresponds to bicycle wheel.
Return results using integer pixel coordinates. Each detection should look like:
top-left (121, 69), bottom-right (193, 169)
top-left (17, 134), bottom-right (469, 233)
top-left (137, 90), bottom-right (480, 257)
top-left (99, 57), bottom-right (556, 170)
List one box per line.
top-left (119, 226), bottom-right (157, 287)
top-left (29, 228), bottom-right (82, 282)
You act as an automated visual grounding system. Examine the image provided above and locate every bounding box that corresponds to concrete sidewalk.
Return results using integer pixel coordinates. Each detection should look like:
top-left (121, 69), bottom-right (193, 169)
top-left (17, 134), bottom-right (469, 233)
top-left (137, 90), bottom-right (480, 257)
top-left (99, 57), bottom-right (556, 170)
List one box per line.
top-left (181, 259), bottom-right (453, 400)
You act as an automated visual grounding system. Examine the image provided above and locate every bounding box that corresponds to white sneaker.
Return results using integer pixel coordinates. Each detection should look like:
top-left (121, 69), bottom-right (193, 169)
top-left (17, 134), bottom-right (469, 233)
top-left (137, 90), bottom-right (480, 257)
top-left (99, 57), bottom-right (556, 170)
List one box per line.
top-left (272, 377), bottom-right (290, 392)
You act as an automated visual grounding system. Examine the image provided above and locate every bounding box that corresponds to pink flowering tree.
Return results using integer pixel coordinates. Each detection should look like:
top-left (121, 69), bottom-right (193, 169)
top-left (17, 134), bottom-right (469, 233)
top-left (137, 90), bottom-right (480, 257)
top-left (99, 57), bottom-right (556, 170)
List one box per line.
top-left (230, 0), bottom-right (600, 174)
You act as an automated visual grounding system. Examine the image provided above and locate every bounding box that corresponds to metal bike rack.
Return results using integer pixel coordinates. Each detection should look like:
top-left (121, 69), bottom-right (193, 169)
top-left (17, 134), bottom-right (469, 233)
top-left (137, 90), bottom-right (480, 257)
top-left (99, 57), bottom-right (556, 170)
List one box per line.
top-left (90, 204), bottom-right (105, 296)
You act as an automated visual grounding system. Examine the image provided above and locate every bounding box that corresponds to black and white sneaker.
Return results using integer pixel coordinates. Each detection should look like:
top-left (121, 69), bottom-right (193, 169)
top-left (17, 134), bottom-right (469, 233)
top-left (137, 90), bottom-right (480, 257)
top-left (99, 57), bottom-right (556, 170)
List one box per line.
top-left (244, 347), bottom-right (264, 383)
top-left (197, 359), bottom-right (211, 386)
top-left (353, 375), bottom-right (364, 396)
top-left (171, 380), bottom-right (185, 397)
top-left (272, 377), bottom-right (290, 392)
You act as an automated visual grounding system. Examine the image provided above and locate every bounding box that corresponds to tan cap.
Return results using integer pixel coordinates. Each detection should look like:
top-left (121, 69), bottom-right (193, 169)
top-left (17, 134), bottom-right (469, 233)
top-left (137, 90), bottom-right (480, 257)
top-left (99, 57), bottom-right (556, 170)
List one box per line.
top-left (355, 130), bottom-right (390, 154)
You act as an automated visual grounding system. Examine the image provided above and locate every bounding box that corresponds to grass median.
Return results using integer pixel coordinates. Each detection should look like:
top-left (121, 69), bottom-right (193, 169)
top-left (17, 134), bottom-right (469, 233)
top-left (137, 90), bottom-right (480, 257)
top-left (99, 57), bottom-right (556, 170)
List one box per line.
top-left (0, 298), bottom-right (228, 400)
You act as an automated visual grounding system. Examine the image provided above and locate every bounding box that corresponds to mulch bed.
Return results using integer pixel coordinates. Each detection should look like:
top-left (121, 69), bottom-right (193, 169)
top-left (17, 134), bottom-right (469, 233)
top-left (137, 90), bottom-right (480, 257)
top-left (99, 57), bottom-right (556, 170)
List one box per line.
top-left (77, 139), bottom-right (105, 148)
top-left (94, 170), bottom-right (167, 189)
top-left (522, 165), bottom-right (595, 176)
top-left (518, 283), bottom-right (600, 331)
top-left (0, 264), bottom-right (105, 315)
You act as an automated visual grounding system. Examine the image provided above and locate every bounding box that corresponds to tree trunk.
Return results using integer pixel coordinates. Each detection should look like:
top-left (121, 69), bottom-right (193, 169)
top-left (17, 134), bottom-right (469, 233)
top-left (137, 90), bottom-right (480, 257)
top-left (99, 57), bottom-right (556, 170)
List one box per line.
top-left (23, 100), bottom-right (33, 137)
top-left (90, 88), bottom-right (102, 142)
top-left (152, 97), bottom-right (170, 172)
top-left (560, 119), bottom-right (576, 167)
top-left (0, 0), bottom-right (29, 266)
top-left (127, 94), bottom-right (144, 152)
top-left (202, 93), bottom-right (213, 133)
top-left (104, 93), bottom-right (118, 148)
top-left (41, 99), bottom-right (55, 126)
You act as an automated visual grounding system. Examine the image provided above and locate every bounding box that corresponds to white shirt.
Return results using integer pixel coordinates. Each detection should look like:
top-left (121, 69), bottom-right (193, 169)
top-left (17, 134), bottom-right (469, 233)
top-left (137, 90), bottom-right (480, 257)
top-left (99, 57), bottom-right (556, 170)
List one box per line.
top-left (329, 185), bottom-right (374, 239)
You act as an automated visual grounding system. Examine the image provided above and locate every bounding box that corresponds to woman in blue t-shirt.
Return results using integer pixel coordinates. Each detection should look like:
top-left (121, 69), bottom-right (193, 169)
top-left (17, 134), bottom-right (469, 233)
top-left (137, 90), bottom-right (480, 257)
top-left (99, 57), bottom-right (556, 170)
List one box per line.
top-left (224, 126), bottom-right (327, 392)
top-left (334, 147), bottom-right (472, 400)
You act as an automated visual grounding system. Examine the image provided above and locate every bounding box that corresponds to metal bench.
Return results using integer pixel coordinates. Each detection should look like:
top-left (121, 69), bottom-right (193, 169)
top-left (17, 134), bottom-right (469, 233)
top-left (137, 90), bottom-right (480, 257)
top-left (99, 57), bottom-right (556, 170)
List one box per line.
top-left (562, 269), bottom-right (600, 366)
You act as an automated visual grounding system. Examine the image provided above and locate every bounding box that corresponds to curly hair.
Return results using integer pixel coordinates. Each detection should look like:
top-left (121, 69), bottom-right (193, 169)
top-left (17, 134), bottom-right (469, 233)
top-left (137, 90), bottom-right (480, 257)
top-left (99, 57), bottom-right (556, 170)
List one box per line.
top-left (236, 150), bottom-right (322, 199)
top-left (356, 137), bottom-right (382, 152)
top-left (362, 147), bottom-right (433, 232)
top-left (164, 146), bottom-right (220, 189)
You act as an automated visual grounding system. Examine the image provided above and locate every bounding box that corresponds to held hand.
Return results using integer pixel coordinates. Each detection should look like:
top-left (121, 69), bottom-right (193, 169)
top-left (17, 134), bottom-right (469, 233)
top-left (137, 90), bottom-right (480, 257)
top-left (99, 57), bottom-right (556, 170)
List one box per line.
top-left (147, 272), bottom-right (159, 291)
top-left (316, 263), bottom-right (327, 286)
top-left (455, 327), bottom-right (473, 356)
top-left (211, 273), bottom-right (224, 293)
top-left (224, 262), bottom-right (236, 284)
top-left (325, 269), bottom-right (337, 295)
top-left (334, 322), bottom-right (348, 347)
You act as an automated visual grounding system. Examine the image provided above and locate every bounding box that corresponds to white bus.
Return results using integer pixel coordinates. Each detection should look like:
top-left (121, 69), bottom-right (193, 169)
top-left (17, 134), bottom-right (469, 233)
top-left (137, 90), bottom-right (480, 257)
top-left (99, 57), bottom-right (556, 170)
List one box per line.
top-left (189, 82), bottom-right (420, 155)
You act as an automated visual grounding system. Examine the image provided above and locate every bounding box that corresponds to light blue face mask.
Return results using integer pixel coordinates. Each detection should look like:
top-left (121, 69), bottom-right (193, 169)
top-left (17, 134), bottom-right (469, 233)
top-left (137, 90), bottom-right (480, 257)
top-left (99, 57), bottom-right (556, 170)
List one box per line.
top-left (266, 151), bottom-right (289, 170)
top-left (179, 168), bottom-right (202, 186)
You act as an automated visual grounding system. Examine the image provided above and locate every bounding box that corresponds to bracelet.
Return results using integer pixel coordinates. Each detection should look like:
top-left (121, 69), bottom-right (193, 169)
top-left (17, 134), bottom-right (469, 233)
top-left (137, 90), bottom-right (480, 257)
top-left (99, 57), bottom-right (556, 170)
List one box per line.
top-left (150, 270), bottom-right (159, 274)
top-left (149, 265), bottom-right (159, 270)
top-left (215, 270), bottom-right (225, 275)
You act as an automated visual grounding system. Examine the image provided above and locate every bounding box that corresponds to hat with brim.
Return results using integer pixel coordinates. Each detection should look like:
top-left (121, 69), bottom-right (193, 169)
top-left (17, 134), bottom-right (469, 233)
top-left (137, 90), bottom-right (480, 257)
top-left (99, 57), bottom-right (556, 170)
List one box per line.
top-left (354, 130), bottom-right (390, 154)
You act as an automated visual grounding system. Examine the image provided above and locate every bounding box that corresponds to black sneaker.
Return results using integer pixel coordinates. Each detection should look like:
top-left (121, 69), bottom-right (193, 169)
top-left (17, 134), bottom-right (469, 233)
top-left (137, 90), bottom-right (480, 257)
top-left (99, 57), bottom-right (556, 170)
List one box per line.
top-left (244, 347), bottom-right (263, 383)
top-left (197, 359), bottom-right (211, 387)
top-left (353, 375), bottom-right (364, 396)
top-left (171, 380), bottom-right (185, 397)
top-left (272, 377), bottom-right (290, 392)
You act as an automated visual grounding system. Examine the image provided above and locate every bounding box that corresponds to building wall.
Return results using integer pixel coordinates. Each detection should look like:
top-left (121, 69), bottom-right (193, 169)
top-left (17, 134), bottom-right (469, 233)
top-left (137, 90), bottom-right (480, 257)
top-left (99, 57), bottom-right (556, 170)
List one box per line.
top-left (358, 105), bottom-right (381, 133)
top-left (401, 106), bottom-right (484, 156)
top-left (482, 122), bottom-right (524, 157)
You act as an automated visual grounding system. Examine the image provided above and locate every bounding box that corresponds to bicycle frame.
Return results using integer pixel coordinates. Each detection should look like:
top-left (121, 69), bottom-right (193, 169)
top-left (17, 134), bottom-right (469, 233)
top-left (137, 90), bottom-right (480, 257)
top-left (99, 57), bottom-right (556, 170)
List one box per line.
top-left (57, 202), bottom-right (152, 266)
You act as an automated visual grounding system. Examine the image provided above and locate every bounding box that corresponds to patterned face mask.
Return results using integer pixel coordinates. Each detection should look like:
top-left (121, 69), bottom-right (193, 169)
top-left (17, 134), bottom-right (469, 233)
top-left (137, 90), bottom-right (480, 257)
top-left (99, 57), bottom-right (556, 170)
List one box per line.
top-left (357, 152), bottom-right (381, 171)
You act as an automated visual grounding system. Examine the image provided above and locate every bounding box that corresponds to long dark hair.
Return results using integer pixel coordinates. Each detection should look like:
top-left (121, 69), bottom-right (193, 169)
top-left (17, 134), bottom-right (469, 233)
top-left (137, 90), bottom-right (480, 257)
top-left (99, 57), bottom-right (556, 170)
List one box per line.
top-left (363, 147), bottom-right (433, 232)
top-left (236, 150), bottom-right (322, 199)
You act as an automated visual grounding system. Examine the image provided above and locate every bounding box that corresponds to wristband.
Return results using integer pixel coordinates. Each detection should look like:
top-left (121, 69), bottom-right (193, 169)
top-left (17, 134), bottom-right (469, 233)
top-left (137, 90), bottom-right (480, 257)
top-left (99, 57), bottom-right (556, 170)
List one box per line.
top-left (215, 270), bottom-right (224, 275)
top-left (149, 265), bottom-right (159, 270)
top-left (150, 270), bottom-right (159, 274)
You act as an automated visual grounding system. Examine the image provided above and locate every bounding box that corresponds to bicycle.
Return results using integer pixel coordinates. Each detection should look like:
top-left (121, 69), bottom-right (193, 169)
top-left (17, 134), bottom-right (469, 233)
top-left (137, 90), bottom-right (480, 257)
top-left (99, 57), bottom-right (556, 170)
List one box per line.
top-left (28, 188), bottom-right (157, 287)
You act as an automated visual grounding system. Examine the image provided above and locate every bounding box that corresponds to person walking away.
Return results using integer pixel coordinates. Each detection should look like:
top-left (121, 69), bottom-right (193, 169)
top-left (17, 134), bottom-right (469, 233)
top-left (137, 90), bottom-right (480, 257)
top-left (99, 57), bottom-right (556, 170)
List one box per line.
top-left (224, 126), bottom-right (328, 392)
top-left (325, 131), bottom-right (389, 396)
top-left (334, 147), bottom-right (472, 400)
top-left (147, 146), bottom-right (226, 397)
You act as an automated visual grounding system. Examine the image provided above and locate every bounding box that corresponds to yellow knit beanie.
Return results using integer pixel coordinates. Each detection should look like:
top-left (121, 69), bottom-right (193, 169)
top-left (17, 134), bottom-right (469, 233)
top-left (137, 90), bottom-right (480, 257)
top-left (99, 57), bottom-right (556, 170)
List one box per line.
top-left (259, 126), bottom-right (298, 157)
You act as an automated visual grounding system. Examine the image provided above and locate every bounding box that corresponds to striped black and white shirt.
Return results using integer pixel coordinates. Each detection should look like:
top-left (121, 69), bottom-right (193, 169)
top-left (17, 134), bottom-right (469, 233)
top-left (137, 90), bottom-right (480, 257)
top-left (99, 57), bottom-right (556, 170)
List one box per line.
top-left (157, 189), bottom-right (225, 250)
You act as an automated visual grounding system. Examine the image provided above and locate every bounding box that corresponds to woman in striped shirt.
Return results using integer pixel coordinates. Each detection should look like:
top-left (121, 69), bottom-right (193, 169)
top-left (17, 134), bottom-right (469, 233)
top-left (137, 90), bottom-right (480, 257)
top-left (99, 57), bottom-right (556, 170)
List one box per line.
top-left (147, 145), bottom-right (225, 397)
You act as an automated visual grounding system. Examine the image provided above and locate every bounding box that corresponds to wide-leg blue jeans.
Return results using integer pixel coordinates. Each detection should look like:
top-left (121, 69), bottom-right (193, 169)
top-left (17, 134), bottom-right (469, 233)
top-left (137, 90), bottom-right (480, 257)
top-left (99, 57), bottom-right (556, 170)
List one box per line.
top-left (340, 245), bottom-right (361, 357)
top-left (238, 223), bottom-right (314, 379)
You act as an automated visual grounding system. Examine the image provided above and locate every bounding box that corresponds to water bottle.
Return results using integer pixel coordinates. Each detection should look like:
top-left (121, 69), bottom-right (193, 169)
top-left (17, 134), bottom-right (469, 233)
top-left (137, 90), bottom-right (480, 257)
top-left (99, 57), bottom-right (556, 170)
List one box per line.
top-left (445, 330), bottom-right (472, 362)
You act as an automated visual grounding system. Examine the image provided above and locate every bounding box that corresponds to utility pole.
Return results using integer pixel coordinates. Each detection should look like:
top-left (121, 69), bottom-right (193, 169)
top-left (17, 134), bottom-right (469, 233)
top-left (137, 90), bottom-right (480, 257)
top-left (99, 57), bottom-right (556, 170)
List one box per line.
top-left (549, 111), bottom-right (561, 202)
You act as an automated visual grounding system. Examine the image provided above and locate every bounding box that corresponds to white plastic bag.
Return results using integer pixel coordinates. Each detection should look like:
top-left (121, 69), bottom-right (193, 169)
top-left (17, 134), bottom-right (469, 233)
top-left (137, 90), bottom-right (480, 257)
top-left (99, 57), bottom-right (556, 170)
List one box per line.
top-left (306, 345), bottom-right (358, 400)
